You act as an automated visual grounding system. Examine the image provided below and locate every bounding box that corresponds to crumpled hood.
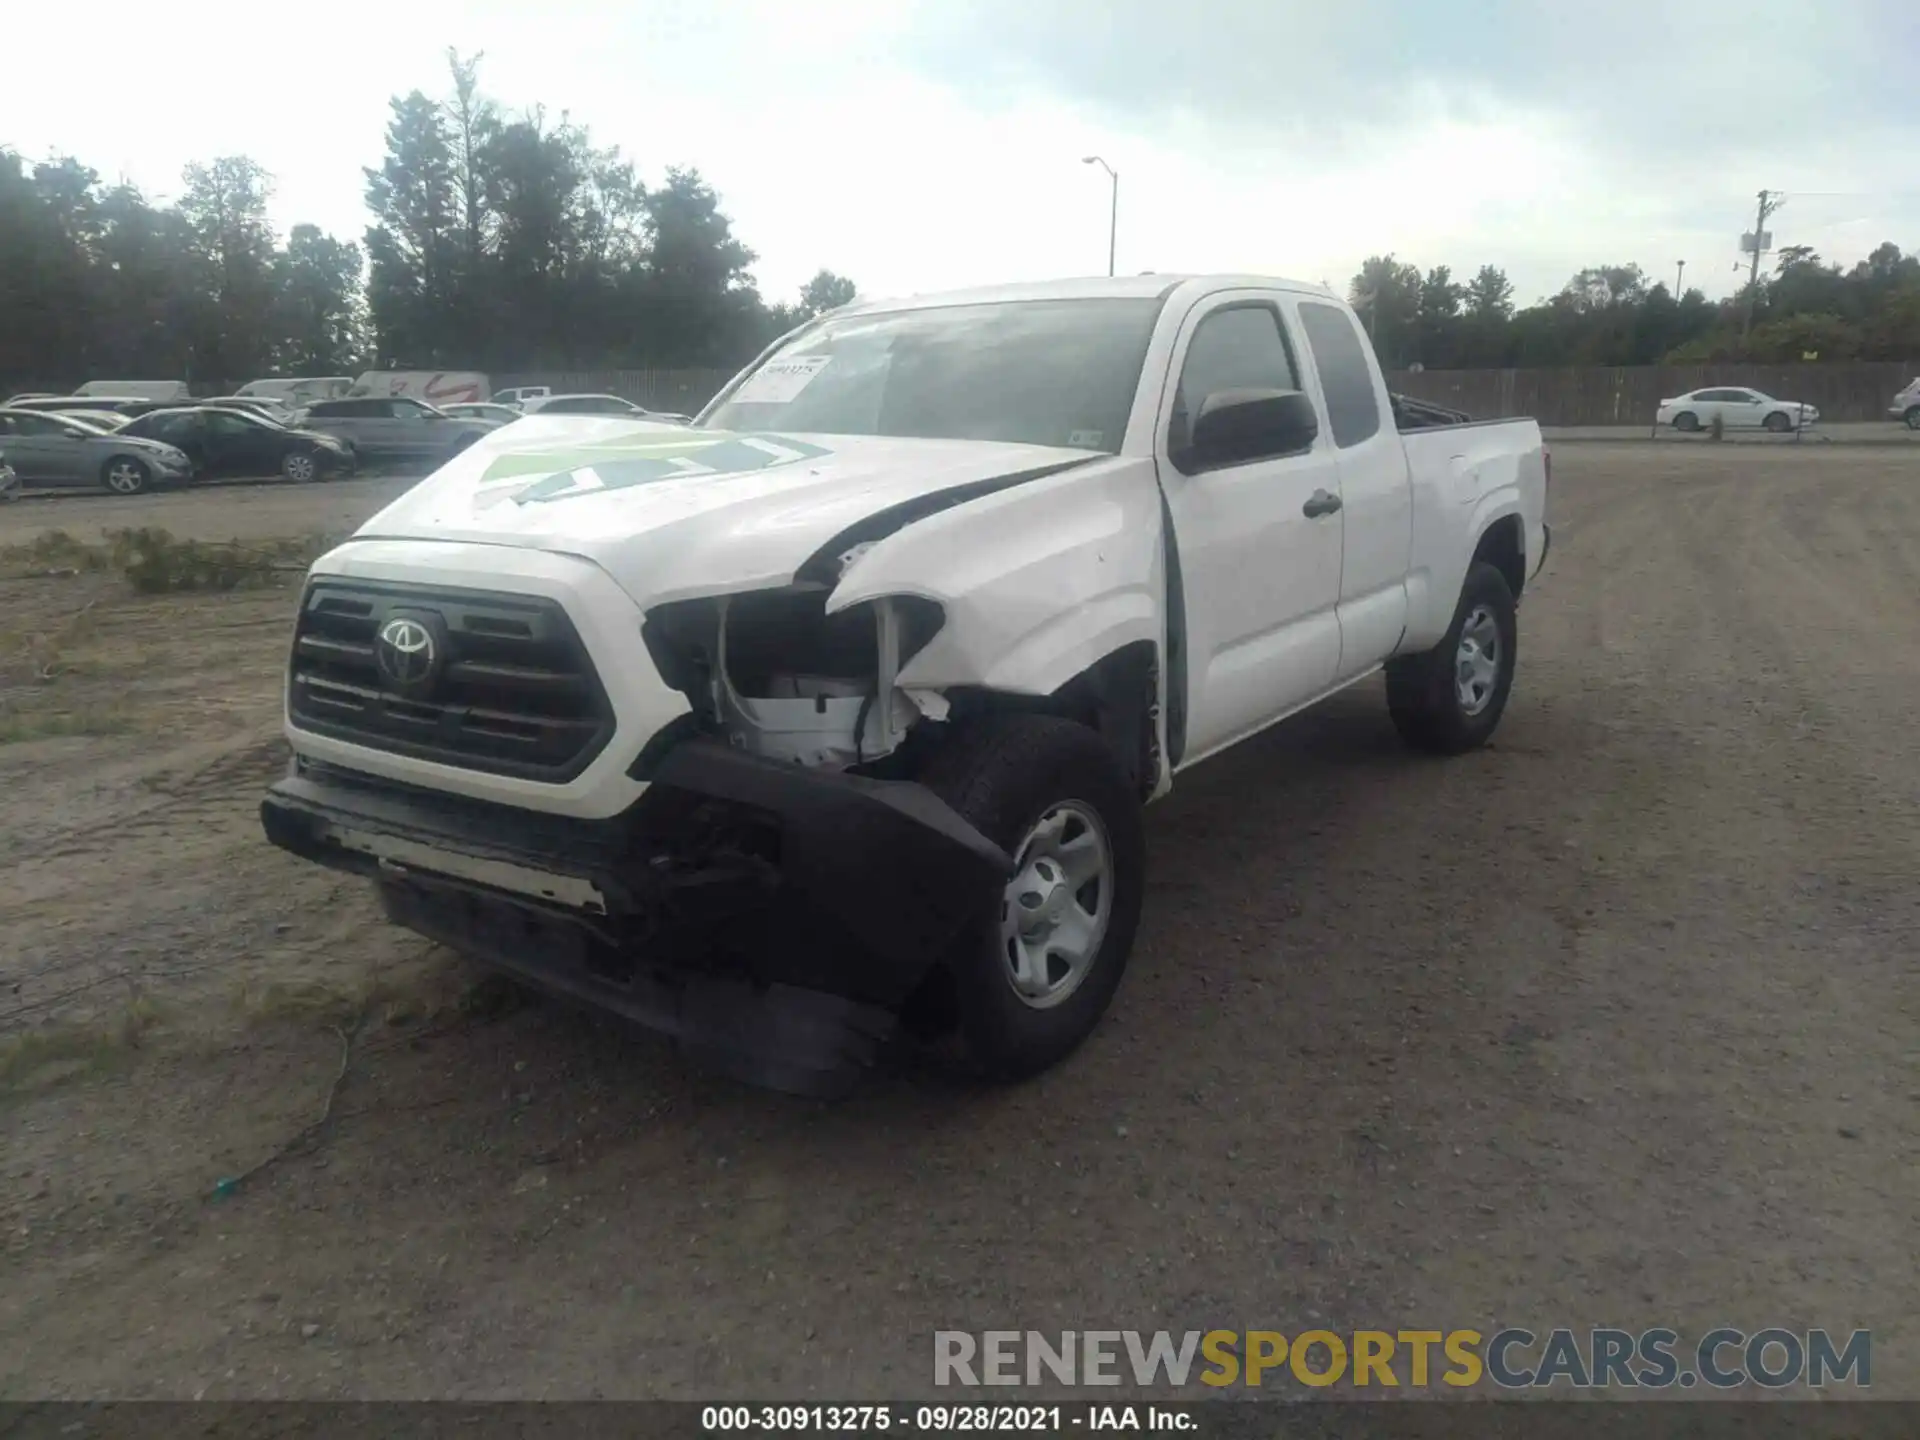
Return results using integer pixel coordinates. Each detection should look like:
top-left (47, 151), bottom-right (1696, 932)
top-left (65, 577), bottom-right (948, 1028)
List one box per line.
top-left (352, 417), bottom-right (1099, 606)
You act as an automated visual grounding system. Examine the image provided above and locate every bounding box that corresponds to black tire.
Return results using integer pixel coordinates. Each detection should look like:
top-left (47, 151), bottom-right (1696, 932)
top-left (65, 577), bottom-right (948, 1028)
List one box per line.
top-left (101, 455), bottom-right (151, 495)
top-left (1385, 560), bottom-right (1518, 755)
top-left (1673, 411), bottom-right (1700, 432)
top-left (1904, 406), bottom-right (1920, 432)
top-left (280, 448), bottom-right (321, 483)
top-left (916, 714), bottom-right (1145, 1080)
top-left (1763, 410), bottom-right (1792, 433)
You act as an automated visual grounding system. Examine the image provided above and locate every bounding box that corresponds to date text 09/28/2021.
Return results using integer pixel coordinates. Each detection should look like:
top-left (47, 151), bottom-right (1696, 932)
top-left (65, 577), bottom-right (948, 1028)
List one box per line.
top-left (702, 1406), bottom-right (1187, 1432)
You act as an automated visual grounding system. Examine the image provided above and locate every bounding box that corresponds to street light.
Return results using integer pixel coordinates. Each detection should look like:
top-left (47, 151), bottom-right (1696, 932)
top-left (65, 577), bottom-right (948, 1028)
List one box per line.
top-left (1081, 155), bottom-right (1117, 277)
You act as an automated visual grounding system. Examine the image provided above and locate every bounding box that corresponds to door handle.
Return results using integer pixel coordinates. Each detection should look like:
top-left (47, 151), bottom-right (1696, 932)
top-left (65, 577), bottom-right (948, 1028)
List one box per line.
top-left (1302, 489), bottom-right (1343, 519)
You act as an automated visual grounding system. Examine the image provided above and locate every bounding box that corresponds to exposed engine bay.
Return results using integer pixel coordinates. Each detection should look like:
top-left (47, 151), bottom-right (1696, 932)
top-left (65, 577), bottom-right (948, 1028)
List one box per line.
top-left (642, 576), bottom-right (947, 772)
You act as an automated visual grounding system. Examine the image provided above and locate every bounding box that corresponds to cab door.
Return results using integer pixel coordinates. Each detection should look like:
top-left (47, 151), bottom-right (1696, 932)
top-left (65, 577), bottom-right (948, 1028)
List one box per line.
top-left (201, 410), bottom-right (278, 475)
top-left (1155, 292), bottom-right (1345, 768)
top-left (0, 414), bottom-right (83, 483)
top-left (1292, 297), bottom-right (1413, 680)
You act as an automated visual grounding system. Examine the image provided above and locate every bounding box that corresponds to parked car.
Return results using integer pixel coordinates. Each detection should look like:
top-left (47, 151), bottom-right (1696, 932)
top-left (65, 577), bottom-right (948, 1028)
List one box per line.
top-left (200, 396), bottom-right (298, 423)
top-left (294, 396), bottom-right (502, 465)
top-left (76, 379), bottom-right (191, 402)
top-left (1889, 377), bottom-right (1920, 430)
top-left (260, 272), bottom-right (1550, 1096)
top-left (1656, 387), bottom-right (1819, 433)
top-left (11, 396), bottom-right (173, 418)
top-left (0, 408), bottom-right (194, 493)
top-left (492, 386), bottom-right (551, 407)
top-left (55, 409), bottom-right (133, 431)
top-left (518, 392), bottom-right (674, 419)
top-left (118, 406), bottom-right (354, 483)
top-left (440, 402), bottom-right (524, 424)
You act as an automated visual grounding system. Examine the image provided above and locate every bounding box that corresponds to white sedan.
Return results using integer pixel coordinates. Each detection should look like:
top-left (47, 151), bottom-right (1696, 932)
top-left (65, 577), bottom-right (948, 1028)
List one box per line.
top-left (1656, 387), bottom-right (1819, 433)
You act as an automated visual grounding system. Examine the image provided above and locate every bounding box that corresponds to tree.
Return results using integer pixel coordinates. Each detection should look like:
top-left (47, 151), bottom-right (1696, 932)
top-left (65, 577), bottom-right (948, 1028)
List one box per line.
top-left (641, 167), bottom-right (761, 366)
top-left (1464, 265), bottom-right (1515, 322)
top-left (363, 91), bottom-right (459, 364)
top-left (1348, 254), bottom-right (1422, 368)
top-left (275, 224), bottom-right (366, 372)
top-left (177, 156), bottom-right (280, 379)
top-left (1414, 265), bottom-right (1464, 367)
top-left (798, 269), bottom-right (858, 319)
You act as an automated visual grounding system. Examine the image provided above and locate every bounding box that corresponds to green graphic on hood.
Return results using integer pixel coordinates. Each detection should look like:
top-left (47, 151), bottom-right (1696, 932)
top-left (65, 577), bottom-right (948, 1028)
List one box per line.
top-left (477, 428), bottom-right (832, 505)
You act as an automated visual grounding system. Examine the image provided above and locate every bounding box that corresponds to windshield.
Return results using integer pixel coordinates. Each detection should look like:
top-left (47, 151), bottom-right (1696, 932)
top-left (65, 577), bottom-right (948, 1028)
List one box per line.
top-left (701, 297), bottom-right (1164, 452)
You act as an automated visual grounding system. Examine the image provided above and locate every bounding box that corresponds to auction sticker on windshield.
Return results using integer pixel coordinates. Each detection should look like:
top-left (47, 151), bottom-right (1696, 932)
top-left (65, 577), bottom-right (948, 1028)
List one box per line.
top-left (728, 354), bottom-right (831, 404)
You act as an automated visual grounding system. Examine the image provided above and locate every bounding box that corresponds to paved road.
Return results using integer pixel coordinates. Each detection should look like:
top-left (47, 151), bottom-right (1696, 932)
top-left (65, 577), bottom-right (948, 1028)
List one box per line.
top-left (3, 443), bottom-right (1915, 1399)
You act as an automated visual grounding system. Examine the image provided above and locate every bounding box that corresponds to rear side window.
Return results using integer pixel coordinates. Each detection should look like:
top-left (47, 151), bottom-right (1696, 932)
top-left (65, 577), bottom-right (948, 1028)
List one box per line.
top-left (148, 412), bottom-right (199, 439)
top-left (1298, 302), bottom-right (1381, 448)
top-left (1170, 304), bottom-right (1300, 459)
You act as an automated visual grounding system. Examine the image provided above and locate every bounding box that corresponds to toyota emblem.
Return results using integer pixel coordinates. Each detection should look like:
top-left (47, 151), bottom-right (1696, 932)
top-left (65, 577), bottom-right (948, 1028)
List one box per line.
top-left (375, 616), bottom-right (437, 687)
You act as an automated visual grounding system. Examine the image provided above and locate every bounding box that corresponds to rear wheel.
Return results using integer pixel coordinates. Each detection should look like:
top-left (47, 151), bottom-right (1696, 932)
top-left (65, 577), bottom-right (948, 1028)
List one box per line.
top-left (1673, 411), bottom-right (1701, 432)
top-left (917, 715), bottom-right (1145, 1080)
top-left (102, 457), bottom-right (150, 495)
top-left (1763, 410), bottom-right (1793, 433)
top-left (280, 449), bottom-right (319, 483)
top-left (1386, 560), bottom-right (1518, 755)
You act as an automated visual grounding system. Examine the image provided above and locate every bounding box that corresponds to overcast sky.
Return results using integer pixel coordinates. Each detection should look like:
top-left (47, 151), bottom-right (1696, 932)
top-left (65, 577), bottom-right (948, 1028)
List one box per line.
top-left (4, 0), bottom-right (1917, 309)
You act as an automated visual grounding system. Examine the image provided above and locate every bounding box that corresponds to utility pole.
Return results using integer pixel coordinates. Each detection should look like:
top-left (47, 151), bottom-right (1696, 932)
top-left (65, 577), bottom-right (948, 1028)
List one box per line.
top-left (1741, 189), bottom-right (1783, 335)
top-left (1082, 156), bottom-right (1118, 276)
top-left (1675, 260), bottom-right (1686, 296)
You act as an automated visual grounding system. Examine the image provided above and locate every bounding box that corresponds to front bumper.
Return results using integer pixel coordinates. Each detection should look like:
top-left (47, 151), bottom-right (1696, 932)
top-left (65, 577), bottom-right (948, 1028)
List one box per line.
top-left (261, 742), bottom-right (1012, 1094)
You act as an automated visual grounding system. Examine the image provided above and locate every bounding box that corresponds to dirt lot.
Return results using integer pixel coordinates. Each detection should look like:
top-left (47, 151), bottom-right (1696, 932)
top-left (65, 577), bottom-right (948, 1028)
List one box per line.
top-left (1, 448), bottom-right (1915, 1399)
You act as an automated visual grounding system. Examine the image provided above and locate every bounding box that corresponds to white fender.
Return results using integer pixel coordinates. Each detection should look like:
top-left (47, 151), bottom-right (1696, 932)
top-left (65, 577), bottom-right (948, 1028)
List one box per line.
top-left (826, 456), bottom-right (1166, 697)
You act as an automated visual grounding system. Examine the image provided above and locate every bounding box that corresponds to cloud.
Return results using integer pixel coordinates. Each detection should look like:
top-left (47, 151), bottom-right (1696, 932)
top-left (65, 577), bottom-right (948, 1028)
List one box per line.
top-left (2, 0), bottom-right (1914, 311)
top-left (895, 0), bottom-right (1920, 298)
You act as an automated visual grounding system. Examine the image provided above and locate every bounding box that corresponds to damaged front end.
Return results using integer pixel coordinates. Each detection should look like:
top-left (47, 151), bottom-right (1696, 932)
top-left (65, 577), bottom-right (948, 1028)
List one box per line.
top-left (261, 565), bottom-right (1007, 1097)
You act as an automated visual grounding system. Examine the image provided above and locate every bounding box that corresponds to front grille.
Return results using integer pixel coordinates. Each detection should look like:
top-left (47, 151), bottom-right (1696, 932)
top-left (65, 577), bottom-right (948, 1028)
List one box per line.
top-left (288, 579), bottom-right (616, 782)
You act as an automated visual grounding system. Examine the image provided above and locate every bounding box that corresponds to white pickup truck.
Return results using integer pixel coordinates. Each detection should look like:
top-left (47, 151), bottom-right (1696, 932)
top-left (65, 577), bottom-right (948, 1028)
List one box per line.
top-left (261, 274), bottom-right (1551, 1094)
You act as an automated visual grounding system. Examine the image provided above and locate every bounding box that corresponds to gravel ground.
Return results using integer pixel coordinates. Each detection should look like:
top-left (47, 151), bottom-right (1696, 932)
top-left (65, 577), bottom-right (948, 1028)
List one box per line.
top-left (1, 443), bottom-right (1915, 1400)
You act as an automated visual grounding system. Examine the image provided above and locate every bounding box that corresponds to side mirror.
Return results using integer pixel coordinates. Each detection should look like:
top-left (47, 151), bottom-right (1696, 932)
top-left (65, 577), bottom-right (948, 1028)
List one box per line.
top-left (1182, 388), bottom-right (1319, 470)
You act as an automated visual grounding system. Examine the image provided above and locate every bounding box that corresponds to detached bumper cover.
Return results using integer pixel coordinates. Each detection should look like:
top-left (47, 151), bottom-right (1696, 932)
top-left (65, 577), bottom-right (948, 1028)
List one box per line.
top-left (260, 742), bottom-right (1012, 1094)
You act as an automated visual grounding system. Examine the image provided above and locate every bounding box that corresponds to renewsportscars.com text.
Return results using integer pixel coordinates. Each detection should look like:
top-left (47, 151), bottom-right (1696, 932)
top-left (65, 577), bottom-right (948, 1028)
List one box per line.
top-left (933, 1328), bottom-right (1871, 1391)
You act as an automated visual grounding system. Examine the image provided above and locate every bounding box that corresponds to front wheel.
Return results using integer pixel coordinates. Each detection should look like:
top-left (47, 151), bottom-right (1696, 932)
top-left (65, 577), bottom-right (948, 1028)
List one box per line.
top-left (917, 715), bottom-right (1145, 1080)
top-left (1386, 560), bottom-right (1518, 755)
top-left (1763, 410), bottom-right (1793, 433)
top-left (1904, 406), bottom-right (1920, 431)
top-left (101, 456), bottom-right (151, 495)
top-left (280, 449), bottom-right (320, 483)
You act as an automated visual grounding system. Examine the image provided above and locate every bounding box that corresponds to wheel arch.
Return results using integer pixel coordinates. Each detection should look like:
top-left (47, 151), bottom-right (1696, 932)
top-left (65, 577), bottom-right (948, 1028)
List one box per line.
top-left (1470, 511), bottom-right (1527, 602)
top-left (942, 639), bottom-right (1162, 803)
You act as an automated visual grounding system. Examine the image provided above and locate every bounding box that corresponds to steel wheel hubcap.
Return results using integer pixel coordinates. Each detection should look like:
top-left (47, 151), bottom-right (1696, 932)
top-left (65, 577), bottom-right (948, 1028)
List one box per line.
top-left (1000, 801), bottom-right (1113, 1010)
top-left (1455, 605), bottom-right (1501, 716)
top-left (287, 455), bottom-right (315, 479)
